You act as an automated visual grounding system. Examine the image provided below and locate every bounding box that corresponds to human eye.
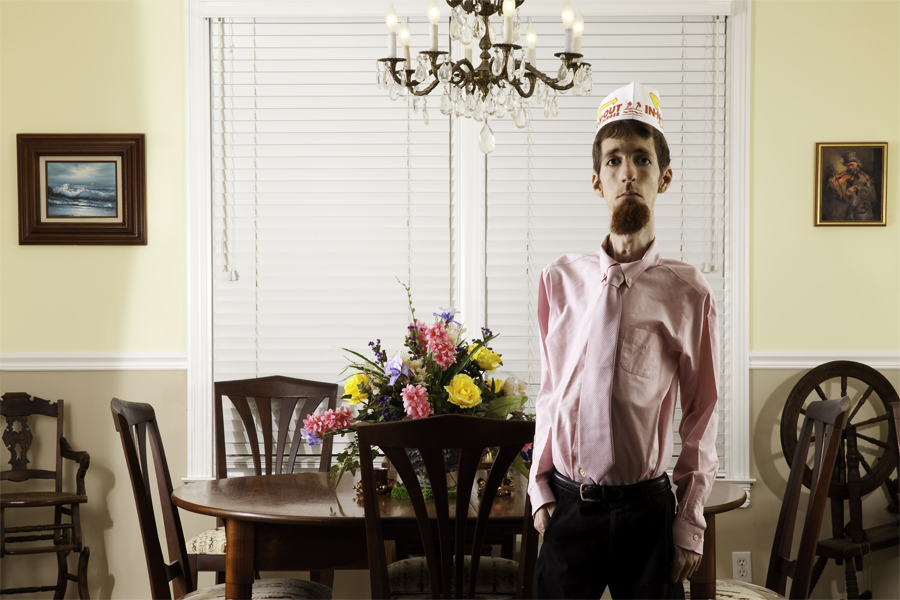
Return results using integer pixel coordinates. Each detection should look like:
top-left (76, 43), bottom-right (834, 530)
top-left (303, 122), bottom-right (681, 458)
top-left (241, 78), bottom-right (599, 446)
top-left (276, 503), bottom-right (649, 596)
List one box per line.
top-left (606, 157), bottom-right (620, 166)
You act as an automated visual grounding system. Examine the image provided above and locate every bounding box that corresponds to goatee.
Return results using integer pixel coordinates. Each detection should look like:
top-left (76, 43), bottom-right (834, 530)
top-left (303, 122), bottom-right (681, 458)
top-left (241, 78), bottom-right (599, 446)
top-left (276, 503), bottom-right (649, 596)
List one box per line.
top-left (609, 197), bottom-right (651, 235)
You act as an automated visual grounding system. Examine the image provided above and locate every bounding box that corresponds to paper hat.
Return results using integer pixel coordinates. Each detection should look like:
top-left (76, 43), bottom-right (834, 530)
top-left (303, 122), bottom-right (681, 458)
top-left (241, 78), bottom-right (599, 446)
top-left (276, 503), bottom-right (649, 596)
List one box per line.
top-left (595, 82), bottom-right (665, 135)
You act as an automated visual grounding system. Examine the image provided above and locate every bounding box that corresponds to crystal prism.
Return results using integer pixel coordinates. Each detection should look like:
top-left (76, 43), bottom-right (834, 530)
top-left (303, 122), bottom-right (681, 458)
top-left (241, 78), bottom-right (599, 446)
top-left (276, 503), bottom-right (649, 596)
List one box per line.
top-left (484, 95), bottom-right (496, 114)
top-left (412, 96), bottom-right (420, 114)
top-left (415, 63), bottom-right (427, 83)
top-left (497, 87), bottom-right (508, 105)
top-left (550, 97), bottom-right (559, 117)
top-left (478, 122), bottom-right (495, 154)
top-left (573, 83), bottom-right (583, 96)
top-left (462, 23), bottom-right (474, 45)
top-left (492, 56), bottom-right (504, 77)
top-left (440, 91), bottom-right (453, 115)
top-left (465, 94), bottom-right (476, 112)
top-left (496, 103), bottom-right (507, 118)
top-left (557, 63), bottom-right (569, 81)
top-left (583, 78), bottom-right (593, 95)
top-left (514, 106), bottom-right (527, 128)
top-left (422, 102), bottom-right (430, 126)
top-left (438, 63), bottom-right (451, 83)
top-left (390, 83), bottom-right (400, 101)
top-left (574, 68), bottom-right (584, 86)
top-left (507, 55), bottom-right (516, 79)
top-left (474, 18), bottom-right (485, 38)
top-left (543, 101), bottom-right (551, 118)
top-left (454, 97), bottom-right (464, 117)
top-left (474, 98), bottom-right (485, 121)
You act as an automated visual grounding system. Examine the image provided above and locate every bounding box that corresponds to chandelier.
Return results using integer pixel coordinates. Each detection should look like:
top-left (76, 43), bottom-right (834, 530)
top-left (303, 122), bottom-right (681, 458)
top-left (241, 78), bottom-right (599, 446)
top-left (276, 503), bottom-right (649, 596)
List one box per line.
top-left (376, 0), bottom-right (593, 153)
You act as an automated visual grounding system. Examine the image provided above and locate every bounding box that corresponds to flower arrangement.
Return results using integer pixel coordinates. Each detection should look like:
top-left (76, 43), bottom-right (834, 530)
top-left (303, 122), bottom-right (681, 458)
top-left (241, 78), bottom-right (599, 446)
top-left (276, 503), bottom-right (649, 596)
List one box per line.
top-left (302, 282), bottom-right (529, 484)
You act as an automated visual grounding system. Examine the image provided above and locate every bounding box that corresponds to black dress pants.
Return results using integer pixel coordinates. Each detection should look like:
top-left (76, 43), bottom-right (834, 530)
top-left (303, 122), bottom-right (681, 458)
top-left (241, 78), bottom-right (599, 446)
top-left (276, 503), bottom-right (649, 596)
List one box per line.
top-left (533, 473), bottom-right (685, 600)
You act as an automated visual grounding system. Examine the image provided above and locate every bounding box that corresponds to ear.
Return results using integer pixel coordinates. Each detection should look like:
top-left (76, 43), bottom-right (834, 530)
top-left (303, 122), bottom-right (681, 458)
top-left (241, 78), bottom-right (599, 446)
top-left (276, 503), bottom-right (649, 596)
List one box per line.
top-left (658, 165), bottom-right (674, 193)
top-left (591, 172), bottom-right (603, 198)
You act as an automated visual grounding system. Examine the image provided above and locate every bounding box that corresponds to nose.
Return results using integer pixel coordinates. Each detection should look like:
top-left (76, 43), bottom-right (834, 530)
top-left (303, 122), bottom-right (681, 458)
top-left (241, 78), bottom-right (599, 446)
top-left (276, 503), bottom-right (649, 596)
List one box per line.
top-left (620, 157), bottom-right (636, 182)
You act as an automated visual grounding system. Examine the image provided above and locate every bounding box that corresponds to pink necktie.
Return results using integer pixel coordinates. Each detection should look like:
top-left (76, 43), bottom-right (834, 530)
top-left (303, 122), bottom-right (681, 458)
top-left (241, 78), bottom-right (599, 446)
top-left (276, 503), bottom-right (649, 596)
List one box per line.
top-left (578, 263), bottom-right (624, 482)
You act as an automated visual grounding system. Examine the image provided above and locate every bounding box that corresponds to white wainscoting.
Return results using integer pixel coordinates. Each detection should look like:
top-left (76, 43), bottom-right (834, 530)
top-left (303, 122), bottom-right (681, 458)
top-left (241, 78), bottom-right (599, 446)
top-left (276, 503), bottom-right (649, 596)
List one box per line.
top-left (749, 351), bottom-right (900, 370)
top-left (0, 353), bottom-right (189, 371)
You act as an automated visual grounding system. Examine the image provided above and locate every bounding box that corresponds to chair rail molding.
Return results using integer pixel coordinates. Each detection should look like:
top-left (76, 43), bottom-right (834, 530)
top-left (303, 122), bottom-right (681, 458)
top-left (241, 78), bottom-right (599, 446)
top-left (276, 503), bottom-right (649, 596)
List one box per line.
top-left (0, 353), bottom-right (188, 371)
top-left (749, 351), bottom-right (900, 370)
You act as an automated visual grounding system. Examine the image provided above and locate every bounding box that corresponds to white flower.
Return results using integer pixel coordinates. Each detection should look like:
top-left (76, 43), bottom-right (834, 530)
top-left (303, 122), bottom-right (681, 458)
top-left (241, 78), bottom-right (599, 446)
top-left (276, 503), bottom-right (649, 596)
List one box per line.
top-left (502, 376), bottom-right (528, 397)
top-left (447, 323), bottom-right (467, 345)
top-left (407, 358), bottom-right (427, 384)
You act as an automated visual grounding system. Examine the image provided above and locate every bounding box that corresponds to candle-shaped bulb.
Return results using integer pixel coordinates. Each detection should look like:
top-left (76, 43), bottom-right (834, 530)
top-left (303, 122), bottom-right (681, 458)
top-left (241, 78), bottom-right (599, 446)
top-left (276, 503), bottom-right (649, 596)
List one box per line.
top-left (428, 0), bottom-right (441, 25)
top-left (503, 0), bottom-right (516, 17)
top-left (398, 19), bottom-right (411, 46)
top-left (385, 4), bottom-right (398, 32)
top-left (526, 20), bottom-right (537, 49)
top-left (574, 9), bottom-right (584, 37)
top-left (561, 1), bottom-right (575, 28)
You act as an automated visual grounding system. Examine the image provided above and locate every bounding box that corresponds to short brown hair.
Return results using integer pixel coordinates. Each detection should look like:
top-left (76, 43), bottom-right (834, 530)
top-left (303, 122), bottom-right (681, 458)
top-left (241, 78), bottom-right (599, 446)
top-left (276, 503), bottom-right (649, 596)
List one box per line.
top-left (592, 119), bottom-right (670, 174)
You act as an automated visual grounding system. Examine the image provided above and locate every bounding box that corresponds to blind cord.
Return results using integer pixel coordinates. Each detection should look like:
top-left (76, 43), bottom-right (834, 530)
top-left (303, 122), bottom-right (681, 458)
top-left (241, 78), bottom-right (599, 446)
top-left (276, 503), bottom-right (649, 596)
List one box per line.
top-left (253, 18), bottom-right (260, 378)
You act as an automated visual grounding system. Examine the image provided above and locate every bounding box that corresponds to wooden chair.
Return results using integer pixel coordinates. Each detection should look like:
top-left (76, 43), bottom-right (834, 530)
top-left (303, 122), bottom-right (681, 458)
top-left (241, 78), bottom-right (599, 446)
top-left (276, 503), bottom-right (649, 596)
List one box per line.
top-left (357, 414), bottom-right (538, 599)
top-left (1, 392), bottom-right (91, 599)
top-left (686, 396), bottom-right (851, 600)
top-left (187, 376), bottom-right (339, 587)
top-left (110, 397), bottom-right (332, 600)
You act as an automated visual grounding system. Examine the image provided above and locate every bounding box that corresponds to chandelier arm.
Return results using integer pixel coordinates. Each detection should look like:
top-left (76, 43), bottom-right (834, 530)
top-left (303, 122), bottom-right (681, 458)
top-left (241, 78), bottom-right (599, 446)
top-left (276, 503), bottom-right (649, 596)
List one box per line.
top-left (507, 71), bottom-right (536, 98)
top-left (380, 57), bottom-right (408, 87)
top-left (449, 59), bottom-right (476, 89)
top-left (409, 78), bottom-right (443, 97)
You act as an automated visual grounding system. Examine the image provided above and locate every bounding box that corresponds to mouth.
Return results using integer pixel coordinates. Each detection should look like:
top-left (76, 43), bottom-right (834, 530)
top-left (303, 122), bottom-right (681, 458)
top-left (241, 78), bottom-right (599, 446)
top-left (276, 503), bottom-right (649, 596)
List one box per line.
top-left (618, 192), bottom-right (642, 200)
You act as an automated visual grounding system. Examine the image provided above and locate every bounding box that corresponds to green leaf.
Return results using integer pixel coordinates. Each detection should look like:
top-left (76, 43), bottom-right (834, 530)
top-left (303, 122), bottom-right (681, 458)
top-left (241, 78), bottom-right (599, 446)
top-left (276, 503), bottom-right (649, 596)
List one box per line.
top-left (511, 455), bottom-right (530, 478)
top-left (482, 395), bottom-right (528, 419)
top-left (341, 348), bottom-right (385, 373)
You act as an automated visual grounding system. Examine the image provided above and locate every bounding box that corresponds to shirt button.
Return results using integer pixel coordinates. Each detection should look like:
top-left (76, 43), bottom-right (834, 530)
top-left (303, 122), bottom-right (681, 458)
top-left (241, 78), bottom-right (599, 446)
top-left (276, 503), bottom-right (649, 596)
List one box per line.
top-left (602, 273), bottom-right (607, 281)
top-left (626, 277), bottom-right (633, 285)
top-left (579, 468), bottom-right (585, 475)
top-left (692, 535), bottom-right (699, 541)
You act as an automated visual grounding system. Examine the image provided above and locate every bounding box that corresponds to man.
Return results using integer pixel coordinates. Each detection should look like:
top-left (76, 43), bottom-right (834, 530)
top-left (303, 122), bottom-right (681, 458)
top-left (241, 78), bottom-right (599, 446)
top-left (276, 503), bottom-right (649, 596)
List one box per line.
top-left (528, 82), bottom-right (720, 599)
top-left (826, 150), bottom-right (876, 221)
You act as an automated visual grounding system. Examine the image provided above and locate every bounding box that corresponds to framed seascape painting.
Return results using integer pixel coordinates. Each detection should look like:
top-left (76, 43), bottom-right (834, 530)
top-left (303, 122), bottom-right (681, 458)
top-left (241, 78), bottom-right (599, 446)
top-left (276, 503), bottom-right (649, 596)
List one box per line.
top-left (17, 134), bottom-right (146, 244)
top-left (815, 142), bottom-right (888, 226)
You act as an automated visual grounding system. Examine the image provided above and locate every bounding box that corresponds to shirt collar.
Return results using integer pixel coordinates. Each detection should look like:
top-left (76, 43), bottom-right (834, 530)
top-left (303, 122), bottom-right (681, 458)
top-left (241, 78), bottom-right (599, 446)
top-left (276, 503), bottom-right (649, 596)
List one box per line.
top-left (598, 235), bottom-right (660, 288)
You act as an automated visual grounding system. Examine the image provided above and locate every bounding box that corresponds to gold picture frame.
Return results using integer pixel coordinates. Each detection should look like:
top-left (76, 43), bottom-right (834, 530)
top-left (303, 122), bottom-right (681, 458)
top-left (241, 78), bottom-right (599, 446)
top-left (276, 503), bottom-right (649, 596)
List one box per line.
top-left (815, 142), bottom-right (888, 226)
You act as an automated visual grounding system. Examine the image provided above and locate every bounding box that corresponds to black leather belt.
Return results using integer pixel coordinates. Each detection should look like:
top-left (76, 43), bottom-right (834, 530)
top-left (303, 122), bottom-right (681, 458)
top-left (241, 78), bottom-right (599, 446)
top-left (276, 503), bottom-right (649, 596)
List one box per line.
top-left (552, 471), bottom-right (670, 502)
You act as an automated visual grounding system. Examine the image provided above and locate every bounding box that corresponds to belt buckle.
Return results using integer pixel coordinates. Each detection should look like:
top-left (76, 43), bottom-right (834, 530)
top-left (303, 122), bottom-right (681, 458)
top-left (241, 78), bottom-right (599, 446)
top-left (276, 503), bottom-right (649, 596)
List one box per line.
top-left (579, 482), bottom-right (602, 502)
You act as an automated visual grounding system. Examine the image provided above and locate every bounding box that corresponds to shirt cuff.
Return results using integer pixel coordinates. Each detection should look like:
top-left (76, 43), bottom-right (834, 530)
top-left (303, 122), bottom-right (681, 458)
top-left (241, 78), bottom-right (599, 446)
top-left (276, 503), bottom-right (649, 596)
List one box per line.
top-left (673, 519), bottom-right (705, 554)
top-left (528, 482), bottom-right (557, 517)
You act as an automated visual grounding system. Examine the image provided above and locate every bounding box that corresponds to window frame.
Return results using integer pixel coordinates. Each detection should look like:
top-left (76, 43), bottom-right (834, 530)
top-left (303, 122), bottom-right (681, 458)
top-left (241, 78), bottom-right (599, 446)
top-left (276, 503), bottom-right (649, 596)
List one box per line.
top-left (185, 0), bottom-right (753, 497)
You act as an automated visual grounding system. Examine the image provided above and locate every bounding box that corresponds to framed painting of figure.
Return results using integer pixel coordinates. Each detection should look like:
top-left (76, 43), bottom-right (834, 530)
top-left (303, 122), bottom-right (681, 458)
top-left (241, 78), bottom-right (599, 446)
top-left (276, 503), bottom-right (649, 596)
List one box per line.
top-left (815, 142), bottom-right (888, 226)
top-left (17, 134), bottom-right (146, 244)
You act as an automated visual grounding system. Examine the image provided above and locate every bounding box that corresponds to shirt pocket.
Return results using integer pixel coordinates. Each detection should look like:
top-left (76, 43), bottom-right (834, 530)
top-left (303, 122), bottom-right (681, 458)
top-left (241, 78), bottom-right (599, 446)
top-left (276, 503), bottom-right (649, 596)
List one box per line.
top-left (619, 327), bottom-right (663, 379)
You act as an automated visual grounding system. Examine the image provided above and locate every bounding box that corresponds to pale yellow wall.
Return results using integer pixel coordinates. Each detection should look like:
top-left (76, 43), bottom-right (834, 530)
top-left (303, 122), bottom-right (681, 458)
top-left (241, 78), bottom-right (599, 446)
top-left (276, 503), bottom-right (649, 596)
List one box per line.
top-left (0, 0), bottom-right (187, 353)
top-left (750, 0), bottom-right (900, 352)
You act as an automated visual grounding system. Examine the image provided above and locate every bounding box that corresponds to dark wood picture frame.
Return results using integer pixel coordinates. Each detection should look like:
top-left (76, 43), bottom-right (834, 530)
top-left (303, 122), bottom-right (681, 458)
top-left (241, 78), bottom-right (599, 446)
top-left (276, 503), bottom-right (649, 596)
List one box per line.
top-left (17, 134), bottom-right (146, 245)
top-left (815, 142), bottom-right (888, 226)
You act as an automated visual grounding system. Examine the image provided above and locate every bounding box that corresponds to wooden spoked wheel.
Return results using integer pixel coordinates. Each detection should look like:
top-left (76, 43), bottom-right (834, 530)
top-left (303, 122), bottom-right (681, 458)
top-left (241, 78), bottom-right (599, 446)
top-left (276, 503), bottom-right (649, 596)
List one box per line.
top-left (781, 361), bottom-right (899, 499)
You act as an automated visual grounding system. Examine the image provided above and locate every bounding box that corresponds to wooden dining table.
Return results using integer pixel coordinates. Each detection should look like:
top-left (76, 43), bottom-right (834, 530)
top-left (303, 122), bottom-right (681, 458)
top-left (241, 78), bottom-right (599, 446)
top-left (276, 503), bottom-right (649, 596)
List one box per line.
top-left (172, 471), bottom-right (535, 600)
top-left (691, 481), bottom-right (748, 599)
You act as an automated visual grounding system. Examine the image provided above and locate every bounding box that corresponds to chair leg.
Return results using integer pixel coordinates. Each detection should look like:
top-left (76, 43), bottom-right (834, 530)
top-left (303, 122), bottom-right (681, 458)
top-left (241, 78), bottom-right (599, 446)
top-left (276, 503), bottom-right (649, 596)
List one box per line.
top-left (845, 559), bottom-right (860, 599)
top-left (77, 547), bottom-right (91, 599)
top-left (808, 555), bottom-right (827, 594)
top-left (310, 570), bottom-right (335, 589)
top-left (54, 549), bottom-right (69, 599)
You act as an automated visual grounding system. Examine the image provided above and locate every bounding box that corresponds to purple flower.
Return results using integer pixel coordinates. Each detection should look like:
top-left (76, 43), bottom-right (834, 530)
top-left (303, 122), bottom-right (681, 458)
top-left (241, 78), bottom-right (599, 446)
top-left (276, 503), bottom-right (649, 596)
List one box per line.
top-left (300, 427), bottom-right (322, 446)
top-left (434, 307), bottom-right (461, 325)
top-left (385, 353), bottom-right (412, 386)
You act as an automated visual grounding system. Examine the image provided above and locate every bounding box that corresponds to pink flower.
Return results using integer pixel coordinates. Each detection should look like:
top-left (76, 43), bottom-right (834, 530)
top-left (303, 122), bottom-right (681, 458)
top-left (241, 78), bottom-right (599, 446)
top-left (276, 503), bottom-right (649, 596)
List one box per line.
top-left (401, 385), bottom-right (433, 420)
top-left (421, 321), bottom-right (457, 369)
top-left (522, 443), bottom-right (533, 452)
top-left (303, 406), bottom-right (355, 436)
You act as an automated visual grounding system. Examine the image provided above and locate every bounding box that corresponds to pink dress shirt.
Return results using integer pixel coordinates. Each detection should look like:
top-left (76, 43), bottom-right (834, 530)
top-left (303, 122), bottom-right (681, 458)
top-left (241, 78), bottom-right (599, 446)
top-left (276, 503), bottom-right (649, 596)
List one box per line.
top-left (527, 236), bottom-right (720, 554)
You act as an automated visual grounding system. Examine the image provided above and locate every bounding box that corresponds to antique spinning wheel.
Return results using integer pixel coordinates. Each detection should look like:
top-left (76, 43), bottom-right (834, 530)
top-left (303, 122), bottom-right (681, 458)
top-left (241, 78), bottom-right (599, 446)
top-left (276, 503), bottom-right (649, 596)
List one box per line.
top-left (781, 361), bottom-right (899, 499)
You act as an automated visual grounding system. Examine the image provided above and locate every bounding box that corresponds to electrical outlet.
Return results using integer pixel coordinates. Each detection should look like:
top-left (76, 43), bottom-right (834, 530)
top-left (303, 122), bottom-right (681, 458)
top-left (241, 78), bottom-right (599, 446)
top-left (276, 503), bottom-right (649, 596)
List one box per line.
top-left (732, 552), bottom-right (752, 582)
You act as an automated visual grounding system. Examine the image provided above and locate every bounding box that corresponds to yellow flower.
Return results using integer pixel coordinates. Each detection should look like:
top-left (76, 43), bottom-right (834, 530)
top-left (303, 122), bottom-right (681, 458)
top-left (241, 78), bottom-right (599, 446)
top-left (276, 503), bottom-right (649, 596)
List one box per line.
top-left (468, 345), bottom-right (502, 372)
top-left (344, 373), bottom-right (370, 405)
top-left (491, 378), bottom-right (503, 394)
top-left (444, 374), bottom-right (483, 408)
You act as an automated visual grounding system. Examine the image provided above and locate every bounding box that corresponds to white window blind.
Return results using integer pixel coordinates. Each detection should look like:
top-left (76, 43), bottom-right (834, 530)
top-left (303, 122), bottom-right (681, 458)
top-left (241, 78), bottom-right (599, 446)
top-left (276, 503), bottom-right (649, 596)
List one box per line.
top-left (485, 17), bottom-right (729, 475)
top-left (211, 18), bottom-right (453, 472)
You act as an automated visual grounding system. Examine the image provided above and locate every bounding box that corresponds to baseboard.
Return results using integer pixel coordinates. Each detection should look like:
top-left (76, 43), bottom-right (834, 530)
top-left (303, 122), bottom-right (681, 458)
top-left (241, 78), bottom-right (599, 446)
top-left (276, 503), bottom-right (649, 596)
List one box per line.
top-left (749, 351), bottom-right (899, 370)
top-left (0, 352), bottom-right (188, 371)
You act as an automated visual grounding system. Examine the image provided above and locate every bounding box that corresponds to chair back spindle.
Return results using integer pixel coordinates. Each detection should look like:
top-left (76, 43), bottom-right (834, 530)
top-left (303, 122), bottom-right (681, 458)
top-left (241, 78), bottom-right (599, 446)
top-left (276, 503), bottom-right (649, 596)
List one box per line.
top-left (213, 376), bottom-right (338, 479)
top-left (358, 415), bottom-right (536, 599)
